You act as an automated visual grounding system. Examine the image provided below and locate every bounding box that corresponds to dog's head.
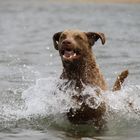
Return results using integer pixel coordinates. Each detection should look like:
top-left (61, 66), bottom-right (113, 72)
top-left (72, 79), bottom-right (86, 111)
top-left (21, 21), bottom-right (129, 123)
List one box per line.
top-left (53, 29), bottom-right (106, 63)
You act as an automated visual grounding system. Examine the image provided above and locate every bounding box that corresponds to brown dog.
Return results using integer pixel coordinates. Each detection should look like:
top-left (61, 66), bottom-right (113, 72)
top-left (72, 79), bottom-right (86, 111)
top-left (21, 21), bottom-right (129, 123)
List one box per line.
top-left (53, 29), bottom-right (128, 127)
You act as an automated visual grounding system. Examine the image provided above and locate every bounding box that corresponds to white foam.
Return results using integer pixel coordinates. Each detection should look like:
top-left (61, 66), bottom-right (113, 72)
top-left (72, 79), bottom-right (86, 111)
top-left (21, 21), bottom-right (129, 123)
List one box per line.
top-left (0, 77), bottom-right (140, 124)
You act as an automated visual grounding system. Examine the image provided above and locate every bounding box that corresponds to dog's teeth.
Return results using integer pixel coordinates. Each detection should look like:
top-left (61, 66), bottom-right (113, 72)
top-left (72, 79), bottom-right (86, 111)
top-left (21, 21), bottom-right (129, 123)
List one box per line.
top-left (63, 53), bottom-right (76, 59)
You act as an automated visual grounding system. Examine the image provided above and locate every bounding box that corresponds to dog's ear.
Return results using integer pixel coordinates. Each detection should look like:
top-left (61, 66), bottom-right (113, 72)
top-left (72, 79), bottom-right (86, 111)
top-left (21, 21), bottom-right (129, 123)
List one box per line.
top-left (86, 32), bottom-right (106, 46)
top-left (53, 32), bottom-right (62, 50)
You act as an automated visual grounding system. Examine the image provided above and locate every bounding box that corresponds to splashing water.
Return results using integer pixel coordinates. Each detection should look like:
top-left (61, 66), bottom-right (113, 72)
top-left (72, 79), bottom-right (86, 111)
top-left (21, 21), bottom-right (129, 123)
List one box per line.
top-left (0, 77), bottom-right (140, 131)
top-left (105, 85), bottom-right (140, 119)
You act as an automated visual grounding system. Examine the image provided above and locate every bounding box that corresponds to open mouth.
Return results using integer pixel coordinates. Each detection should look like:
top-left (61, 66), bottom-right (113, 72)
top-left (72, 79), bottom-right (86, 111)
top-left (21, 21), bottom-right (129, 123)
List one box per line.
top-left (61, 48), bottom-right (80, 61)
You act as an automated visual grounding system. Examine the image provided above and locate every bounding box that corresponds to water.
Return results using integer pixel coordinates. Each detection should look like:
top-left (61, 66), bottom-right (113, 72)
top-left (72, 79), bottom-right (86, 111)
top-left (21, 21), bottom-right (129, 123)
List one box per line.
top-left (0, 0), bottom-right (140, 139)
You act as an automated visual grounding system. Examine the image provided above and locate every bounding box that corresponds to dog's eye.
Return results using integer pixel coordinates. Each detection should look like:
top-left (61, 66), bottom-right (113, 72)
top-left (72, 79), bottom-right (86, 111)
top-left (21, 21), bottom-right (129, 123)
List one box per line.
top-left (75, 35), bottom-right (83, 40)
top-left (60, 34), bottom-right (66, 40)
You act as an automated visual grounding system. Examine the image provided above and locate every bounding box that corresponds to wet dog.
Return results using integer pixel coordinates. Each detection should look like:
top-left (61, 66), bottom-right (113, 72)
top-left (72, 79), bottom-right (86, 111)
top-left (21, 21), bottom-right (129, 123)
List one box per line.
top-left (53, 29), bottom-right (128, 127)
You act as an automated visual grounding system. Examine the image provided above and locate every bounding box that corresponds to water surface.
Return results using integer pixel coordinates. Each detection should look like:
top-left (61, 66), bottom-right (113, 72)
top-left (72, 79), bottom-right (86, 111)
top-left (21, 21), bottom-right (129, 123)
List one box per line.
top-left (0, 0), bottom-right (140, 140)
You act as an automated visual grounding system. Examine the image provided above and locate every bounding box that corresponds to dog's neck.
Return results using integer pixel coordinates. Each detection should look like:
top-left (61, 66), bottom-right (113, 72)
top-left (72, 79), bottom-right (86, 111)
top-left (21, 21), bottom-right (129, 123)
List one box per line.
top-left (60, 51), bottom-right (107, 91)
top-left (61, 53), bottom-right (96, 83)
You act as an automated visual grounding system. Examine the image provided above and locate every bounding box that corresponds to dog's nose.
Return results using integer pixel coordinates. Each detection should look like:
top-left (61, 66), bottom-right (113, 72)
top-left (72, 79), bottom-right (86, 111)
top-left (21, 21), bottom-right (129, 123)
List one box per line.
top-left (62, 40), bottom-right (72, 45)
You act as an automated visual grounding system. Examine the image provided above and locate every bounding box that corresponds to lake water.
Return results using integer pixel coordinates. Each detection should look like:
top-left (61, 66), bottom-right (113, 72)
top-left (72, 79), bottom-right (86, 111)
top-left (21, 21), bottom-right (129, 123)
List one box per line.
top-left (0, 0), bottom-right (140, 139)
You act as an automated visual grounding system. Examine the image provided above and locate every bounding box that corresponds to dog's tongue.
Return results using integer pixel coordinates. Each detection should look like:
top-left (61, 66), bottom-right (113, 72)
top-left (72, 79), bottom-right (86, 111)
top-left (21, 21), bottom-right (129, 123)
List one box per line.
top-left (64, 50), bottom-right (74, 58)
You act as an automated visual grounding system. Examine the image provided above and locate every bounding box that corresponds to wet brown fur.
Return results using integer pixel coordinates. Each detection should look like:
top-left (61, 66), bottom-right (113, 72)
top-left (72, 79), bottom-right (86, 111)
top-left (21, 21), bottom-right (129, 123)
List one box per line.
top-left (53, 29), bottom-right (128, 127)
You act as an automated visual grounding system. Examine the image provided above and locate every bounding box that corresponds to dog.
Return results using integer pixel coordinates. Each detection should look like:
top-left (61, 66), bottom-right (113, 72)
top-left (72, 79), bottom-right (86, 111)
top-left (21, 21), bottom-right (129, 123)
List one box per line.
top-left (53, 29), bottom-right (128, 127)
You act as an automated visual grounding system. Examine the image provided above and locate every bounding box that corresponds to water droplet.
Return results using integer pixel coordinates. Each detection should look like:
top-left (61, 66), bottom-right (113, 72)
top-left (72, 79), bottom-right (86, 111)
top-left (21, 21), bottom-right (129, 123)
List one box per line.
top-left (46, 47), bottom-right (50, 50)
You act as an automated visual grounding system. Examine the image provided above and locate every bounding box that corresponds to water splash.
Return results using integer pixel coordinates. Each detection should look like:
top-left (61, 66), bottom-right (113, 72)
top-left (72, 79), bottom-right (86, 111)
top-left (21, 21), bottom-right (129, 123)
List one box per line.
top-left (0, 77), bottom-right (140, 131)
top-left (22, 77), bottom-right (73, 116)
top-left (105, 85), bottom-right (140, 119)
